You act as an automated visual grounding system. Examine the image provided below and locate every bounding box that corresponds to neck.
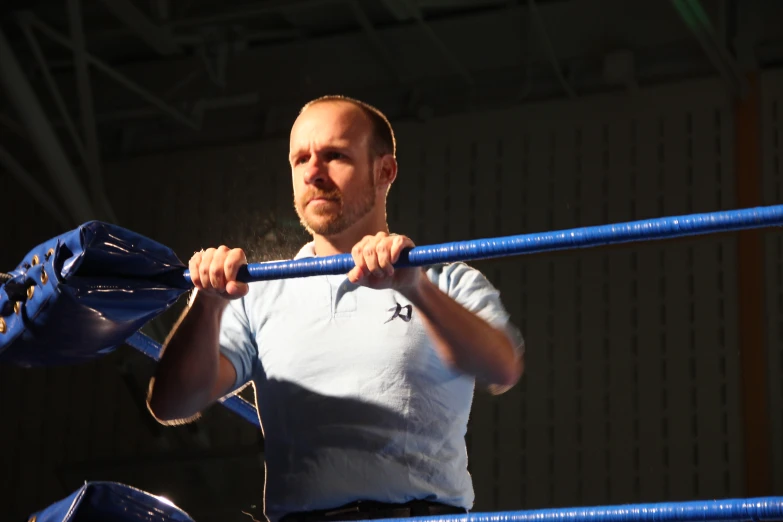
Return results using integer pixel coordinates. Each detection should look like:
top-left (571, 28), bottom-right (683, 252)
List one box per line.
top-left (311, 212), bottom-right (388, 257)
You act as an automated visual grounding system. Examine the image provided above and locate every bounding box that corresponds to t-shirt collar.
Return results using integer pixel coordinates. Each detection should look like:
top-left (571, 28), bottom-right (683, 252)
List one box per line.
top-left (294, 242), bottom-right (317, 260)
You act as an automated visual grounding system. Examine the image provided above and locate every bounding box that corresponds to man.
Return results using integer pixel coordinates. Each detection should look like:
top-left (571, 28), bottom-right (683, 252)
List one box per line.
top-left (147, 96), bottom-right (524, 522)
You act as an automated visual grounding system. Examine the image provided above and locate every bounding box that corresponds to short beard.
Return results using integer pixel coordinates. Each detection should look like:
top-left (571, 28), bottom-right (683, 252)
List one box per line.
top-left (295, 172), bottom-right (376, 237)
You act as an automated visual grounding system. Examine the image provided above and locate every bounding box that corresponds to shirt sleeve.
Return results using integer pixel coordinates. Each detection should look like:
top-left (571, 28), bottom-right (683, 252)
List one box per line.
top-left (218, 298), bottom-right (259, 394)
top-left (427, 262), bottom-right (525, 358)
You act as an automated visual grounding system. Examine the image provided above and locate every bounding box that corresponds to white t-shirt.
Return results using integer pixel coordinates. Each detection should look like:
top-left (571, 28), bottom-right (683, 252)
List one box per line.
top-left (219, 243), bottom-right (522, 522)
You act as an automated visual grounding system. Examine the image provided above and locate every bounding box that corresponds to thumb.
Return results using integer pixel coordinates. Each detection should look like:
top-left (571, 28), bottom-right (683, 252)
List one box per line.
top-left (225, 280), bottom-right (249, 298)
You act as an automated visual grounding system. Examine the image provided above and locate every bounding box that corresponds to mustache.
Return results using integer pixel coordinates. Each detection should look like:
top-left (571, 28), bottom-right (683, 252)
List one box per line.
top-left (303, 188), bottom-right (342, 203)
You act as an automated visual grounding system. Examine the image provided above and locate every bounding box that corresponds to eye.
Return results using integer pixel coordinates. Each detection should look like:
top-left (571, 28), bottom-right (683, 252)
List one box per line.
top-left (294, 154), bottom-right (309, 165)
top-left (325, 151), bottom-right (346, 161)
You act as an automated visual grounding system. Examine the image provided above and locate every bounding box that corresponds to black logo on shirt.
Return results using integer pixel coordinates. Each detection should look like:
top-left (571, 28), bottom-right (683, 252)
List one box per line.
top-left (386, 302), bottom-right (412, 323)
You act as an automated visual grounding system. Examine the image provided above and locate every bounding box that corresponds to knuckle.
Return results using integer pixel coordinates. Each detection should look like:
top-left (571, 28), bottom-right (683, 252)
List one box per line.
top-left (229, 249), bottom-right (246, 264)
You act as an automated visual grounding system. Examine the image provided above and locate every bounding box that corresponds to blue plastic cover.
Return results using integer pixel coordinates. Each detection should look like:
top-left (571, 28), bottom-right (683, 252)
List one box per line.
top-left (29, 481), bottom-right (195, 522)
top-left (0, 221), bottom-right (189, 367)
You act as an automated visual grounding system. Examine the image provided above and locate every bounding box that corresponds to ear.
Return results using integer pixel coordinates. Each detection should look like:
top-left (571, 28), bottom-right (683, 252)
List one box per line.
top-left (376, 154), bottom-right (398, 189)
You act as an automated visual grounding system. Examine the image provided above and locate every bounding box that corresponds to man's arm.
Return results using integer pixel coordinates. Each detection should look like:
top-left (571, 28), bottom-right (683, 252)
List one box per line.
top-left (147, 292), bottom-right (237, 423)
top-left (147, 246), bottom-right (250, 423)
top-left (348, 232), bottom-right (524, 389)
top-left (400, 275), bottom-right (523, 388)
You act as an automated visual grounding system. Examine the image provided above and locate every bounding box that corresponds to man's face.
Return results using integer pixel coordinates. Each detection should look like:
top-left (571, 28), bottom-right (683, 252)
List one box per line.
top-left (289, 102), bottom-right (378, 237)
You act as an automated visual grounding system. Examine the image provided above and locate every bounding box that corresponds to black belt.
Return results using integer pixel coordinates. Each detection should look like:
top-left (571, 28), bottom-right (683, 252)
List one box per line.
top-left (279, 500), bottom-right (468, 522)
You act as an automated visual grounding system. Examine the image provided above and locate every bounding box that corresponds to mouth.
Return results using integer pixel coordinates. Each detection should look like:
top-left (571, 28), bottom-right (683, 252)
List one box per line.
top-left (307, 197), bottom-right (337, 205)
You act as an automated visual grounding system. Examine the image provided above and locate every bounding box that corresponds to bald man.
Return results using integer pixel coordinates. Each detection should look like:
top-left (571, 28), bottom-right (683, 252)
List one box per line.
top-left (148, 96), bottom-right (524, 522)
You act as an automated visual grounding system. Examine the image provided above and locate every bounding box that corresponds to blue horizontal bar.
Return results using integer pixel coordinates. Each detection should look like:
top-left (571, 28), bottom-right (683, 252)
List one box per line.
top-left (183, 204), bottom-right (783, 285)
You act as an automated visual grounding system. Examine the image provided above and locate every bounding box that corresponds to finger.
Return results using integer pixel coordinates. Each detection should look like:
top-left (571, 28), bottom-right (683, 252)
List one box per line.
top-left (347, 266), bottom-right (362, 284)
top-left (390, 235), bottom-right (415, 263)
top-left (210, 246), bottom-right (230, 290)
top-left (199, 248), bottom-right (215, 289)
top-left (363, 242), bottom-right (384, 278)
top-left (224, 248), bottom-right (249, 297)
top-left (351, 240), bottom-right (369, 282)
top-left (189, 251), bottom-right (203, 289)
top-left (376, 239), bottom-right (394, 276)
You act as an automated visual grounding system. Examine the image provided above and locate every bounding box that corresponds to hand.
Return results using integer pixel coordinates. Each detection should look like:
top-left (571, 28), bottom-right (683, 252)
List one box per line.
top-left (348, 232), bottom-right (421, 290)
top-left (188, 246), bottom-right (249, 300)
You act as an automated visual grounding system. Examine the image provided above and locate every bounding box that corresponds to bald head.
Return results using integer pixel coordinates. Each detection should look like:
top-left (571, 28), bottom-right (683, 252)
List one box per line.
top-left (299, 95), bottom-right (396, 159)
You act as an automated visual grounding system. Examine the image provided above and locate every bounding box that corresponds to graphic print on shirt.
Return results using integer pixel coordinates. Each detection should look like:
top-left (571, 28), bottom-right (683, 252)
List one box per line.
top-left (385, 302), bottom-right (413, 323)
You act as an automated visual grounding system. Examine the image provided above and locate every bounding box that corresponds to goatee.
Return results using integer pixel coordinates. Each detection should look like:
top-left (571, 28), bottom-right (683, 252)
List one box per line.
top-left (295, 182), bottom-right (376, 237)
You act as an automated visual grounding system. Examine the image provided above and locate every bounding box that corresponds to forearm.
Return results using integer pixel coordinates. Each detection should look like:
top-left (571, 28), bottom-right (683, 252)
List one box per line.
top-left (147, 291), bottom-right (230, 422)
top-left (400, 275), bottom-right (523, 387)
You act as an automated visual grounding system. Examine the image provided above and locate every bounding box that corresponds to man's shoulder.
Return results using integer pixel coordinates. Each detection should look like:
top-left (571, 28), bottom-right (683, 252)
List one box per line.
top-left (423, 262), bottom-right (500, 297)
top-left (424, 261), bottom-right (486, 283)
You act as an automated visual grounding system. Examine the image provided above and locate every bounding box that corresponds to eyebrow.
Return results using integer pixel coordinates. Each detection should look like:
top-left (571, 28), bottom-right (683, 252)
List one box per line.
top-left (289, 142), bottom-right (353, 162)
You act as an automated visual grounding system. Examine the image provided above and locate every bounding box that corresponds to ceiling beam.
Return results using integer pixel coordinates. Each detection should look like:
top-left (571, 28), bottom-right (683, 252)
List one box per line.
top-left (350, 1), bottom-right (403, 85)
top-left (0, 112), bottom-right (27, 140)
top-left (98, 0), bottom-right (181, 55)
top-left (20, 12), bottom-right (200, 130)
top-left (528, 0), bottom-right (575, 98)
top-left (380, 0), bottom-right (414, 21)
top-left (19, 20), bottom-right (88, 163)
top-left (167, 0), bottom-right (334, 28)
top-left (68, 0), bottom-right (117, 223)
top-left (670, 0), bottom-right (747, 98)
top-left (417, 0), bottom-right (508, 8)
top-left (392, 0), bottom-right (474, 86)
top-left (0, 145), bottom-right (71, 228)
top-left (0, 27), bottom-right (96, 225)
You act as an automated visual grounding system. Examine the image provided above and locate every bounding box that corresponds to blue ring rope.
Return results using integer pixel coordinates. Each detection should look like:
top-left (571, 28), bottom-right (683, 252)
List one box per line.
top-left (182, 204), bottom-right (783, 284)
top-left (374, 497), bottom-right (783, 522)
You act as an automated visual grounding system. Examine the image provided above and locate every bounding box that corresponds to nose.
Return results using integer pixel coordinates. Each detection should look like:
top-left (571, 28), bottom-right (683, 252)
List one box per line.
top-left (302, 156), bottom-right (327, 186)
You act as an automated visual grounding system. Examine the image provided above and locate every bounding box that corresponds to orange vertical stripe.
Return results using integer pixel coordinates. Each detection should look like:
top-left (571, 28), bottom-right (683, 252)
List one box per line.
top-left (735, 72), bottom-right (771, 496)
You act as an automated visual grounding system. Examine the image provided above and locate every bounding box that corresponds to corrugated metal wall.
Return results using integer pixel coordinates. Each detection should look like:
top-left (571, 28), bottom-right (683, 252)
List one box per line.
top-left (762, 68), bottom-right (783, 495)
top-left (387, 78), bottom-right (742, 510)
top-left (2, 73), bottom-right (780, 519)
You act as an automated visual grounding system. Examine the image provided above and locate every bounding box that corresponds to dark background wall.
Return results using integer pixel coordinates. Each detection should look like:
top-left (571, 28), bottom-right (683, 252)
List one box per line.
top-left (1, 1), bottom-right (782, 521)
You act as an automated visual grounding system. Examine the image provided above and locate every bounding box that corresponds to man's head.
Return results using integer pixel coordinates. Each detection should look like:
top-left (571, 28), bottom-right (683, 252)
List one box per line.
top-left (289, 96), bottom-right (397, 240)
top-left (300, 95), bottom-right (396, 159)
